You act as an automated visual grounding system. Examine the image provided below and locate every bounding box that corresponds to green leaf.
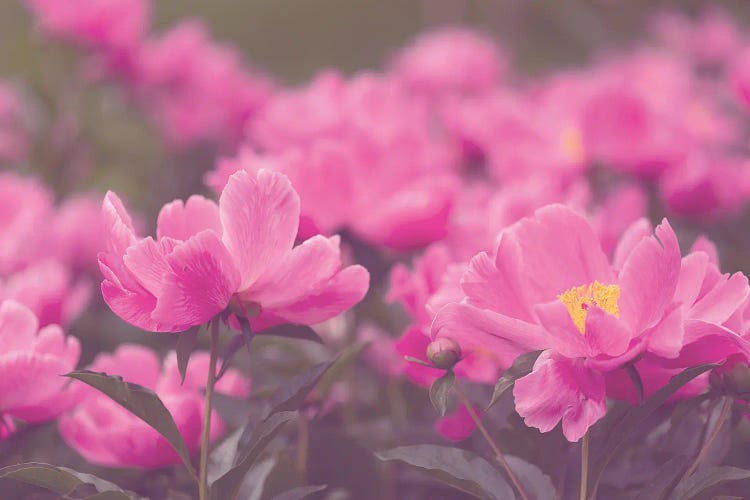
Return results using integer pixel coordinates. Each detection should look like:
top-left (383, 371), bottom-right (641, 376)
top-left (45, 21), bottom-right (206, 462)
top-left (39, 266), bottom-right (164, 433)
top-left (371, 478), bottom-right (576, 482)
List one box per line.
top-left (260, 324), bottom-right (324, 344)
top-left (0, 462), bottom-right (137, 499)
top-left (589, 363), bottom-right (720, 498)
top-left (211, 411), bottom-right (297, 500)
top-left (269, 485), bottom-right (327, 500)
top-left (429, 370), bottom-right (455, 416)
top-left (267, 359), bottom-right (337, 415)
top-left (176, 325), bottom-right (200, 385)
top-left (668, 466), bottom-right (750, 500)
top-left (625, 362), bottom-right (644, 404)
top-left (376, 445), bottom-right (514, 500)
top-left (65, 370), bottom-right (196, 479)
top-left (217, 334), bottom-right (249, 381)
top-left (505, 456), bottom-right (555, 500)
top-left (487, 350), bottom-right (543, 410)
top-left (633, 455), bottom-right (690, 500)
top-left (316, 342), bottom-right (369, 395)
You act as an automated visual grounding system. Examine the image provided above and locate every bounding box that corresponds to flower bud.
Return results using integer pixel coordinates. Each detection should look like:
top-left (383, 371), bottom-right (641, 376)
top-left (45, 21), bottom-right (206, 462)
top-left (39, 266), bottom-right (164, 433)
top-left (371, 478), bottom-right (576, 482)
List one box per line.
top-left (426, 338), bottom-right (461, 369)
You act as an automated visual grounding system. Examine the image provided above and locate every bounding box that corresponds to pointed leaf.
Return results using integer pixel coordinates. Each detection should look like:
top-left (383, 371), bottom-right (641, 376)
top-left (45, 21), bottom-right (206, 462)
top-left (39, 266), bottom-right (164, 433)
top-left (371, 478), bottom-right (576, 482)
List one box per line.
top-left (506, 456), bottom-right (556, 500)
top-left (0, 462), bottom-right (137, 499)
top-left (668, 466), bottom-right (750, 500)
top-left (260, 324), bottom-right (324, 344)
top-left (267, 359), bottom-right (337, 415)
top-left (176, 325), bottom-right (200, 385)
top-left (633, 455), bottom-right (690, 500)
top-left (430, 371), bottom-right (455, 416)
top-left (589, 363), bottom-right (720, 498)
top-left (65, 371), bottom-right (196, 479)
top-left (487, 350), bottom-right (543, 410)
top-left (269, 484), bottom-right (327, 500)
top-left (404, 356), bottom-right (434, 368)
top-left (217, 334), bottom-right (248, 381)
top-left (211, 411), bottom-right (297, 500)
top-left (625, 362), bottom-right (644, 404)
top-left (376, 445), bottom-right (514, 499)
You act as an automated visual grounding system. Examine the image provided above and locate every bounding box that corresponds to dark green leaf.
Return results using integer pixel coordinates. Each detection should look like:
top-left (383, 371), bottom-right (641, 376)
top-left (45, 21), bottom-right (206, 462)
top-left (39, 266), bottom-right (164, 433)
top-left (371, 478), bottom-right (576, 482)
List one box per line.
top-left (669, 466), bottom-right (750, 500)
top-left (211, 411), bottom-right (297, 500)
top-left (633, 455), bottom-right (690, 500)
top-left (217, 334), bottom-right (248, 381)
top-left (237, 457), bottom-right (276, 500)
top-left (487, 350), bottom-right (543, 410)
top-left (316, 342), bottom-right (369, 395)
top-left (267, 359), bottom-right (337, 415)
top-left (176, 325), bottom-right (200, 385)
top-left (625, 363), bottom-right (644, 404)
top-left (589, 363), bottom-right (720, 498)
top-left (505, 456), bottom-right (555, 500)
top-left (429, 371), bottom-right (455, 416)
top-left (376, 445), bottom-right (514, 500)
top-left (0, 462), bottom-right (137, 499)
top-left (269, 485), bottom-right (327, 500)
top-left (260, 324), bottom-right (324, 344)
top-left (65, 371), bottom-right (196, 478)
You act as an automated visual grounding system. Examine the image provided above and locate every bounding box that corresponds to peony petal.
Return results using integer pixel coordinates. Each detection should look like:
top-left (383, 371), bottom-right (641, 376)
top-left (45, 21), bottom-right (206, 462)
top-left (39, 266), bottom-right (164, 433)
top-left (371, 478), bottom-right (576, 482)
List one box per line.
top-left (612, 218), bottom-right (652, 271)
top-left (0, 300), bottom-right (40, 353)
top-left (156, 195), bottom-right (222, 241)
top-left (123, 237), bottom-right (177, 297)
top-left (152, 230), bottom-right (240, 331)
top-left (101, 191), bottom-right (138, 257)
top-left (584, 306), bottom-right (632, 358)
top-left (674, 252), bottom-right (709, 309)
top-left (534, 301), bottom-right (590, 359)
top-left (644, 304), bottom-right (684, 359)
top-left (220, 170), bottom-right (300, 291)
top-left (689, 272), bottom-right (749, 325)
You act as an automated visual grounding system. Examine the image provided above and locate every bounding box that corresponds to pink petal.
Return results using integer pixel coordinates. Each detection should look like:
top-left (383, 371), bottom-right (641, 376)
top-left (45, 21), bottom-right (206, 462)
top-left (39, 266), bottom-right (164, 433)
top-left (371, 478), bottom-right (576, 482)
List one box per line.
top-left (101, 191), bottom-right (138, 256)
top-left (0, 300), bottom-right (40, 353)
top-left (152, 230), bottom-right (240, 330)
top-left (220, 170), bottom-right (300, 291)
top-left (689, 272), bottom-right (749, 324)
top-left (156, 195), bottom-right (222, 241)
top-left (535, 301), bottom-right (590, 359)
top-left (123, 237), bottom-right (176, 297)
top-left (644, 304), bottom-right (684, 359)
top-left (675, 252), bottom-right (710, 308)
top-left (690, 235), bottom-right (719, 265)
top-left (262, 264), bottom-right (369, 326)
top-left (618, 218), bottom-right (681, 332)
top-left (513, 353), bottom-right (606, 442)
top-left (88, 345), bottom-right (162, 389)
top-left (99, 267), bottom-right (160, 332)
top-left (584, 306), bottom-right (632, 358)
top-left (435, 404), bottom-right (480, 442)
top-left (432, 302), bottom-right (547, 369)
top-left (612, 218), bottom-right (652, 271)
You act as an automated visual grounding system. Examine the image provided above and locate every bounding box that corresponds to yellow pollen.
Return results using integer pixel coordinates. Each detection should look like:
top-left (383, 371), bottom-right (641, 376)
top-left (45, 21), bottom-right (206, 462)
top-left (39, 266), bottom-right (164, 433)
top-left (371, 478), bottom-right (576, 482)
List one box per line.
top-left (558, 281), bottom-right (620, 334)
top-left (560, 125), bottom-right (585, 164)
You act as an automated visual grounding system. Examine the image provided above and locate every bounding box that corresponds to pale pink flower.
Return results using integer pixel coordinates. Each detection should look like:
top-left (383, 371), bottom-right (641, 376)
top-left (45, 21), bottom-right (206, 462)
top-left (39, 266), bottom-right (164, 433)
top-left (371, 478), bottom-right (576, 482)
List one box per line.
top-left (0, 300), bottom-right (80, 427)
top-left (100, 169), bottom-right (369, 332)
top-left (589, 184), bottom-right (648, 257)
top-left (434, 404), bottom-right (480, 442)
top-left (49, 194), bottom-right (106, 274)
top-left (391, 28), bottom-right (505, 99)
top-left (59, 344), bottom-right (248, 468)
top-left (432, 205), bottom-right (686, 441)
top-left (136, 20), bottom-right (273, 149)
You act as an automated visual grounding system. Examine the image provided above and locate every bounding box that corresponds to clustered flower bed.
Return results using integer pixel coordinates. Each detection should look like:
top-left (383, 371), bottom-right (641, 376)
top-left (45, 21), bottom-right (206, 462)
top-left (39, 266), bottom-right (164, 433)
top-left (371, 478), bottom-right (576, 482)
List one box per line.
top-left (1, 2), bottom-right (750, 499)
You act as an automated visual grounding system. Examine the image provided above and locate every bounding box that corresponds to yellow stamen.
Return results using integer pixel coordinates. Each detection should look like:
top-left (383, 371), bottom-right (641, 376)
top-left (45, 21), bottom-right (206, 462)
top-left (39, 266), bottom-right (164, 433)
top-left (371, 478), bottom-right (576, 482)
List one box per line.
top-left (558, 281), bottom-right (620, 334)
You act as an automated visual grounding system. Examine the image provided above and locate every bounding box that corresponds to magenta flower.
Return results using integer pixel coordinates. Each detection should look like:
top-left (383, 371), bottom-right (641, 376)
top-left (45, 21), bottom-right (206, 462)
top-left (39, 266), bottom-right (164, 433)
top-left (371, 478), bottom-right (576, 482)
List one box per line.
top-left (59, 345), bottom-right (248, 468)
top-left (0, 300), bottom-right (80, 428)
top-left (100, 169), bottom-right (369, 332)
top-left (432, 205), bottom-right (687, 441)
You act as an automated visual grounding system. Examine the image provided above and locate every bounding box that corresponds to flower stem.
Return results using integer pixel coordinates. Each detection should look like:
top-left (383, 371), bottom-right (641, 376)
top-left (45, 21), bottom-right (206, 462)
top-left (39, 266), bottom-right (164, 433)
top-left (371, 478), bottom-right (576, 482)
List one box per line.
top-left (580, 431), bottom-right (590, 500)
top-left (683, 396), bottom-right (733, 479)
top-left (198, 319), bottom-right (220, 500)
top-left (453, 381), bottom-right (529, 500)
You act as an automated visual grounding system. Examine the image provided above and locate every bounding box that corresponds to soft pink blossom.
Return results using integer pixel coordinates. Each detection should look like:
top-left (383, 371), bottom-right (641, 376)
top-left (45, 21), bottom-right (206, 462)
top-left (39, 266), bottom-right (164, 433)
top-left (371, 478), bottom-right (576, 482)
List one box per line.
top-left (59, 344), bottom-right (248, 468)
top-left (100, 169), bottom-right (369, 332)
top-left (0, 300), bottom-right (80, 427)
top-left (0, 83), bottom-right (29, 164)
top-left (432, 205), bottom-right (687, 441)
top-left (435, 404), bottom-right (480, 442)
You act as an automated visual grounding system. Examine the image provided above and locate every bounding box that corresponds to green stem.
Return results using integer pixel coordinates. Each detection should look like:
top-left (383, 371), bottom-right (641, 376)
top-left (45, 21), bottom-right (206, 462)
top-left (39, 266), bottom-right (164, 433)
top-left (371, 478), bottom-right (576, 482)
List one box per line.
top-left (198, 320), bottom-right (220, 500)
top-left (453, 381), bottom-right (529, 500)
top-left (683, 396), bottom-right (733, 479)
top-left (580, 432), bottom-right (590, 500)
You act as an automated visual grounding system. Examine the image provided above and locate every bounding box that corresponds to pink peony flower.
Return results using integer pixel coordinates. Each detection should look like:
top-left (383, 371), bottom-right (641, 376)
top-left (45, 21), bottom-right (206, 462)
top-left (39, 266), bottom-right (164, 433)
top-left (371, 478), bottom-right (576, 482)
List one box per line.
top-left (135, 20), bottom-right (273, 149)
top-left (432, 204), bottom-right (688, 441)
top-left (100, 169), bottom-right (369, 332)
top-left (0, 83), bottom-right (29, 164)
top-left (49, 194), bottom-right (106, 274)
top-left (59, 344), bottom-right (248, 468)
top-left (391, 28), bottom-right (505, 99)
top-left (0, 300), bottom-right (80, 427)
top-left (435, 404), bottom-right (480, 442)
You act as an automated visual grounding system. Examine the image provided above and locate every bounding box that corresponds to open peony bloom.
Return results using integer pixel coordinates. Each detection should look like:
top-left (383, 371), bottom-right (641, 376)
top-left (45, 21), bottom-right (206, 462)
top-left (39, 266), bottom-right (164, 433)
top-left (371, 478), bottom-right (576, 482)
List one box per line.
top-left (100, 169), bottom-right (369, 333)
top-left (432, 204), bottom-right (694, 441)
top-left (0, 300), bottom-right (80, 429)
top-left (59, 344), bottom-right (248, 468)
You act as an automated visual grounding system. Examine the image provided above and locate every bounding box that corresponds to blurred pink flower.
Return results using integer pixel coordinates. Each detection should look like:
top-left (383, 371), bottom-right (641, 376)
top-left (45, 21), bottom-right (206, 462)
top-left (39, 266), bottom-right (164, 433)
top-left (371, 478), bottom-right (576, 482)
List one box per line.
top-left (136, 20), bottom-right (273, 149)
top-left (391, 27), bottom-right (505, 99)
top-left (59, 344), bottom-right (248, 468)
top-left (0, 83), bottom-right (29, 164)
top-left (590, 184), bottom-right (648, 257)
top-left (49, 194), bottom-right (106, 274)
top-left (432, 205), bottom-right (686, 441)
top-left (100, 169), bottom-right (369, 332)
top-left (0, 300), bottom-right (80, 427)
top-left (435, 404), bottom-right (480, 442)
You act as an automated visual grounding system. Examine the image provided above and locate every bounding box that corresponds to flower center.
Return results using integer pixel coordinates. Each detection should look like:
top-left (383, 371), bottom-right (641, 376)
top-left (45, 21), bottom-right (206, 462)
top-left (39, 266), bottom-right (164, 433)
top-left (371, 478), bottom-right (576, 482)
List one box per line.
top-left (558, 281), bottom-right (620, 334)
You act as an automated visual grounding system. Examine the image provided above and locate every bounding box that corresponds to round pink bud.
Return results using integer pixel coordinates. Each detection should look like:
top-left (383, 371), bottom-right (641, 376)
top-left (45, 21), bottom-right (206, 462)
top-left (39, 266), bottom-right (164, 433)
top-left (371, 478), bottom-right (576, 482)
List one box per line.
top-left (426, 338), bottom-right (462, 369)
